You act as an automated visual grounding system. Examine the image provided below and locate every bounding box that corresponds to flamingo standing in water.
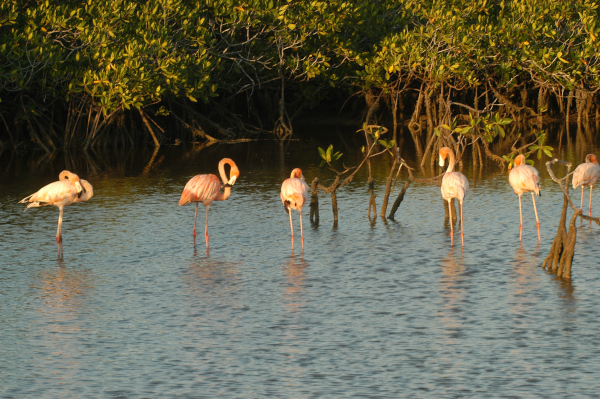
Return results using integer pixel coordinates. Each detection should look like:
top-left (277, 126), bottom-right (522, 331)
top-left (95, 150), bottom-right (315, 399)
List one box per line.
top-left (439, 147), bottom-right (469, 246)
top-left (508, 154), bottom-right (541, 242)
top-left (179, 158), bottom-right (240, 251)
top-left (572, 154), bottom-right (600, 216)
top-left (19, 170), bottom-right (93, 258)
top-left (281, 168), bottom-right (309, 251)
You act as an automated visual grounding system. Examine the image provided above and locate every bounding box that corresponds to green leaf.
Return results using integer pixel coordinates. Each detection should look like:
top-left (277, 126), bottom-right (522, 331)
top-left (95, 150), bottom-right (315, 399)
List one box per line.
top-left (497, 126), bottom-right (505, 138)
top-left (318, 147), bottom-right (326, 159)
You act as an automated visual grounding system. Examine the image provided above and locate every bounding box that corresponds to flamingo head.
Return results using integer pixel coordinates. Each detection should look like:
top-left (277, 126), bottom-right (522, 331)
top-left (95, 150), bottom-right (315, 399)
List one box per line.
top-left (218, 158), bottom-right (240, 186)
top-left (585, 154), bottom-right (598, 164)
top-left (438, 147), bottom-right (452, 167)
top-left (290, 168), bottom-right (303, 179)
top-left (59, 170), bottom-right (84, 194)
top-left (513, 154), bottom-right (526, 167)
top-left (228, 163), bottom-right (240, 185)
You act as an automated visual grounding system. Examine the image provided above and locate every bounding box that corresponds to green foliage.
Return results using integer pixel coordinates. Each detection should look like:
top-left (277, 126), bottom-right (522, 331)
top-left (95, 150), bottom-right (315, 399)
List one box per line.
top-left (528, 131), bottom-right (554, 159)
top-left (318, 144), bottom-right (343, 167)
top-left (1, 0), bottom-right (599, 148)
top-left (450, 113), bottom-right (512, 142)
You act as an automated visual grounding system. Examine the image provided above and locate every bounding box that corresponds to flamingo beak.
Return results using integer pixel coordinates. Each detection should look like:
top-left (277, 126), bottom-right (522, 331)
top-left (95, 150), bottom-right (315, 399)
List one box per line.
top-left (438, 155), bottom-right (445, 167)
top-left (75, 181), bottom-right (83, 194)
top-left (228, 175), bottom-right (237, 186)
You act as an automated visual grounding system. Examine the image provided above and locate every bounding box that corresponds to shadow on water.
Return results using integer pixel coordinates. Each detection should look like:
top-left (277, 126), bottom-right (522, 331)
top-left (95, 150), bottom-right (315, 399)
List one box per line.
top-left (36, 260), bottom-right (93, 321)
top-left (282, 253), bottom-right (309, 314)
top-left (182, 255), bottom-right (242, 298)
top-left (439, 247), bottom-right (468, 342)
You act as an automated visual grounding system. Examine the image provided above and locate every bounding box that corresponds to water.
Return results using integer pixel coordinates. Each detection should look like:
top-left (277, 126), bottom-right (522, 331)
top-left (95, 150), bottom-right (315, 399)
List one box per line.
top-left (1, 129), bottom-right (600, 398)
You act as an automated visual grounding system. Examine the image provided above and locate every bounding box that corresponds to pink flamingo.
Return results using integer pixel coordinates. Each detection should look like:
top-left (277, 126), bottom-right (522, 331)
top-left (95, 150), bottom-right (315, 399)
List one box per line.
top-left (281, 168), bottom-right (309, 251)
top-left (508, 154), bottom-right (541, 242)
top-left (572, 154), bottom-right (600, 216)
top-left (179, 158), bottom-right (240, 251)
top-left (439, 147), bottom-right (469, 246)
top-left (19, 170), bottom-right (93, 257)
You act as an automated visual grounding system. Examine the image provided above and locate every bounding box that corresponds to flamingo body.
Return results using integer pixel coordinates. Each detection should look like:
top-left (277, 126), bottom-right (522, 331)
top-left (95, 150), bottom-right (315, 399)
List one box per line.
top-left (281, 168), bottom-right (309, 251)
top-left (19, 170), bottom-right (92, 257)
top-left (439, 147), bottom-right (468, 246)
top-left (179, 174), bottom-right (222, 207)
top-left (179, 158), bottom-right (240, 251)
top-left (20, 180), bottom-right (81, 209)
top-left (572, 154), bottom-right (600, 215)
top-left (441, 172), bottom-right (469, 204)
top-left (508, 154), bottom-right (541, 241)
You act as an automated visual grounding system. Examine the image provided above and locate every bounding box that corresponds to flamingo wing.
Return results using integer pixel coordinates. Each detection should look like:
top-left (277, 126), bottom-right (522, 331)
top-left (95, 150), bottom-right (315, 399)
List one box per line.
top-left (281, 178), bottom-right (309, 210)
top-left (509, 165), bottom-right (541, 196)
top-left (20, 181), bottom-right (79, 209)
top-left (179, 174), bottom-right (221, 206)
top-left (441, 172), bottom-right (469, 202)
top-left (573, 163), bottom-right (600, 188)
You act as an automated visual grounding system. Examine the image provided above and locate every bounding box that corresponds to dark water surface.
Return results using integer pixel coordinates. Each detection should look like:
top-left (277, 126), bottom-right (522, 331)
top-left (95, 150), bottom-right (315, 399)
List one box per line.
top-left (1, 129), bottom-right (600, 398)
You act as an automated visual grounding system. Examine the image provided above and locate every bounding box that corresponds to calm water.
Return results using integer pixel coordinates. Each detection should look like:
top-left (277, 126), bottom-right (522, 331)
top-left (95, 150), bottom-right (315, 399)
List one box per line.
top-left (1, 128), bottom-right (600, 398)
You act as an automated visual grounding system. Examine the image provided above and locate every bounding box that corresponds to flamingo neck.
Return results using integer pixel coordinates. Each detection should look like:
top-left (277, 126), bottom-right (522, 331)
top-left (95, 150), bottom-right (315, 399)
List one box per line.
top-left (445, 153), bottom-right (456, 173)
top-left (215, 186), bottom-right (231, 201)
top-left (218, 159), bottom-right (232, 185)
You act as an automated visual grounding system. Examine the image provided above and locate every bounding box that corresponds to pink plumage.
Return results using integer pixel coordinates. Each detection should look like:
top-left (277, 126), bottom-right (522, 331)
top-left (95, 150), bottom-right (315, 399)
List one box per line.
top-left (281, 168), bottom-right (309, 251)
top-left (19, 170), bottom-right (93, 257)
top-left (439, 147), bottom-right (468, 246)
top-left (179, 158), bottom-right (240, 251)
top-left (21, 180), bottom-right (81, 209)
top-left (508, 154), bottom-right (541, 242)
top-left (572, 154), bottom-right (600, 215)
top-left (179, 174), bottom-right (222, 206)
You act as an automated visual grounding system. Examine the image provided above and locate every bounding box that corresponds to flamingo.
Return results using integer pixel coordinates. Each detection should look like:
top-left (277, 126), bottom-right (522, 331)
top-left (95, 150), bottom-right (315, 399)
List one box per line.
top-left (281, 168), bottom-right (309, 251)
top-left (19, 170), bottom-right (93, 257)
top-left (439, 147), bottom-right (469, 246)
top-left (572, 154), bottom-right (600, 216)
top-left (179, 158), bottom-right (240, 251)
top-left (508, 154), bottom-right (541, 242)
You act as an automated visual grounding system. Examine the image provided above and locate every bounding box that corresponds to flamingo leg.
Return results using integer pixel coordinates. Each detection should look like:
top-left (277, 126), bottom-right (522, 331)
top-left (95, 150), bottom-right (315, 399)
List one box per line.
top-left (581, 186), bottom-right (585, 212)
top-left (459, 200), bottom-right (464, 246)
top-left (447, 200), bottom-right (454, 246)
top-left (205, 205), bottom-right (210, 251)
top-left (56, 207), bottom-right (64, 258)
top-left (288, 207), bottom-right (294, 250)
top-left (531, 192), bottom-right (540, 242)
top-left (589, 185), bottom-right (594, 216)
top-left (299, 210), bottom-right (304, 251)
top-left (193, 202), bottom-right (198, 237)
top-left (518, 194), bottom-right (523, 242)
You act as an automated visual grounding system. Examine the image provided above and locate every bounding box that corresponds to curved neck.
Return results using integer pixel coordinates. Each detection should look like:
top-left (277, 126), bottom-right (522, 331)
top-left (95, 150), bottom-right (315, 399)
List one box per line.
top-left (215, 186), bottom-right (231, 201)
top-left (218, 159), bottom-right (232, 185)
top-left (445, 152), bottom-right (456, 173)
